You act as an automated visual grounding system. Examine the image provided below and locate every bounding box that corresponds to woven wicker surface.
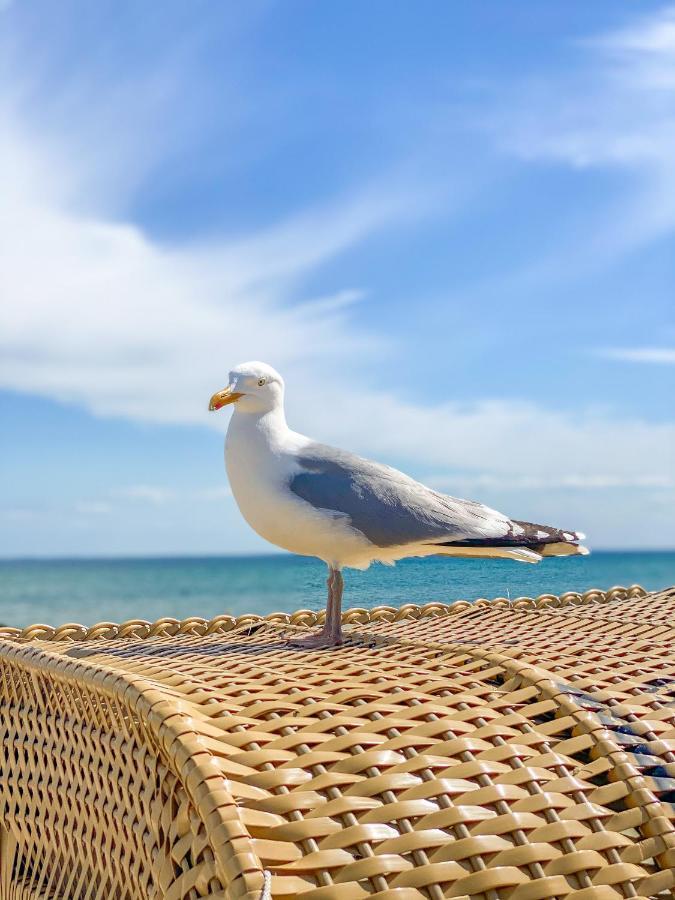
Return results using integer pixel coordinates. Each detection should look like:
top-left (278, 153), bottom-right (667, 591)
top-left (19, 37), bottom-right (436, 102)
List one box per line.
top-left (0, 584), bottom-right (673, 900)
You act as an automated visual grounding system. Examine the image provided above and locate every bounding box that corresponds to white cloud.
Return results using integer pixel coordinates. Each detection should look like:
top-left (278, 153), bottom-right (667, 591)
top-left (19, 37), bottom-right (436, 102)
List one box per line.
top-left (489, 5), bottom-right (675, 257)
top-left (501, 7), bottom-right (675, 170)
top-left (0, 507), bottom-right (38, 522)
top-left (110, 485), bottom-right (231, 505)
top-left (427, 472), bottom-right (675, 492)
top-left (593, 7), bottom-right (675, 86)
top-left (0, 106), bottom-right (427, 427)
top-left (74, 501), bottom-right (112, 515)
top-left (598, 347), bottom-right (675, 364)
top-left (193, 486), bottom-right (232, 501)
top-left (113, 486), bottom-right (175, 505)
top-left (296, 393), bottom-right (675, 490)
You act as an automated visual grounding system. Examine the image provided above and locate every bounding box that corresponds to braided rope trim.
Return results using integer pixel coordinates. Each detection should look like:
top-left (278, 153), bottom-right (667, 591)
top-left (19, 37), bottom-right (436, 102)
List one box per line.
top-left (0, 584), bottom-right (649, 644)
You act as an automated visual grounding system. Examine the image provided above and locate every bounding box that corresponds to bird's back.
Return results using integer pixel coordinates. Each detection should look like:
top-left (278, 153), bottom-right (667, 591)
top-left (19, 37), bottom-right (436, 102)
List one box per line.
top-left (289, 441), bottom-right (513, 549)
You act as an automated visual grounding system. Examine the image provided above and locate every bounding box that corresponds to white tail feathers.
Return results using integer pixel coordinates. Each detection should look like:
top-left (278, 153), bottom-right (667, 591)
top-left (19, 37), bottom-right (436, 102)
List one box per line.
top-left (436, 541), bottom-right (589, 564)
top-left (436, 546), bottom-right (542, 564)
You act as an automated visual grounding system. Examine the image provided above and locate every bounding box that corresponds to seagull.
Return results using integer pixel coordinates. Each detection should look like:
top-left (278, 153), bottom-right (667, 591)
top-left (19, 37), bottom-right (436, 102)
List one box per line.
top-left (210, 361), bottom-right (588, 648)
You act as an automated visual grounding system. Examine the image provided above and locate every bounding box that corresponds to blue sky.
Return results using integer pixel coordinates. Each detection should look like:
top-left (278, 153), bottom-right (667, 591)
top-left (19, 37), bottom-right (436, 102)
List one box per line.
top-left (1, 0), bottom-right (674, 556)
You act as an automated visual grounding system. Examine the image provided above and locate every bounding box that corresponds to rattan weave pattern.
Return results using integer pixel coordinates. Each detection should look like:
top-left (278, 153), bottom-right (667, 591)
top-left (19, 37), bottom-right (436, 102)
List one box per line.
top-left (0, 584), bottom-right (673, 900)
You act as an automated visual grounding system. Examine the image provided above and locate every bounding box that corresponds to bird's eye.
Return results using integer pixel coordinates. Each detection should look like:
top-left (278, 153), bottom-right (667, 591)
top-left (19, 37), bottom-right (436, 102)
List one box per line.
top-left (257, 377), bottom-right (267, 386)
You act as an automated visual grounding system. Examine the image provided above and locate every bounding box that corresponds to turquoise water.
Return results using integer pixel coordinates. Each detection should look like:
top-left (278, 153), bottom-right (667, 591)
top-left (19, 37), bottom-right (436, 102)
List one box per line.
top-left (0, 551), bottom-right (673, 628)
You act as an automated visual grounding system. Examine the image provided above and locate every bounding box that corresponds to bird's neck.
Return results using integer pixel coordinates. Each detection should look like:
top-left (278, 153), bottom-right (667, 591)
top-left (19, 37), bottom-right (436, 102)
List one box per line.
top-left (227, 404), bottom-right (290, 452)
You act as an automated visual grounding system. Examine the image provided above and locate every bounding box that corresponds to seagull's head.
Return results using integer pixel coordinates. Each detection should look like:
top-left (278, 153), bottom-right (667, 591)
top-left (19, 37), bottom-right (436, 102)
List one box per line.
top-left (209, 361), bottom-right (284, 414)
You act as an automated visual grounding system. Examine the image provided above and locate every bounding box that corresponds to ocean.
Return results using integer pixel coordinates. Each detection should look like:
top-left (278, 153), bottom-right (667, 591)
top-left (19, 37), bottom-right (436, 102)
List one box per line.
top-left (0, 550), bottom-right (673, 629)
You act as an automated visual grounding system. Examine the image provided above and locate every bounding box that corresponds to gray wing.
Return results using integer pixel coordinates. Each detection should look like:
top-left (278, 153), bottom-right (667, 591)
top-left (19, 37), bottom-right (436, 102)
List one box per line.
top-left (288, 442), bottom-right (511, 548)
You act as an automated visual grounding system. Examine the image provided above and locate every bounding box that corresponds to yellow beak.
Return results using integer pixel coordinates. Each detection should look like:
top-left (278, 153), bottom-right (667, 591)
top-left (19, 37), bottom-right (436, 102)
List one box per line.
top-left (209, 385), bottom-right (244, 411)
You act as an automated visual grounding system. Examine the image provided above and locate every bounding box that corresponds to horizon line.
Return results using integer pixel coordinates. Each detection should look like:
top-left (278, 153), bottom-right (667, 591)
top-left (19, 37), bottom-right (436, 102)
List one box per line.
top-left (1, 548), bottom-right (674, 564)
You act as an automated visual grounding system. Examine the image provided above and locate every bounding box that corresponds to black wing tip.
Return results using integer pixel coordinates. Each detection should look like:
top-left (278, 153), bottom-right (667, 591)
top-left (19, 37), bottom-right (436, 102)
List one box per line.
top-left (432, 521), bottom-right (587, 550)
top-left (512, 520), bottom-right (585, 545)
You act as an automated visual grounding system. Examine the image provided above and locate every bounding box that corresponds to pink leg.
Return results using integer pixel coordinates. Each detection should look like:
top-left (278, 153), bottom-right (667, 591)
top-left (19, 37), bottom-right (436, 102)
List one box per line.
top-left (289, 566), bottom-right (344, 649)
top-left (325, 569), bottom-right (343, 642)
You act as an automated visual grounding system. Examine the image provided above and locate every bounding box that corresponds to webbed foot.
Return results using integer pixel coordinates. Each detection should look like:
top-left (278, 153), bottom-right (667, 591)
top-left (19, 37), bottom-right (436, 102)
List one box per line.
top-left (288, 629), bottom-right (343, 649)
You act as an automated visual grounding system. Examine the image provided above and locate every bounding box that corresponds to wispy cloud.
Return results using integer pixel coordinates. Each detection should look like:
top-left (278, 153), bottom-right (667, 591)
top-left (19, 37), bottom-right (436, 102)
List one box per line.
top-left (501, 7), bottom-right (675, 170)
top-left (428, 472), bottom-right (675, 492)
top-left (490, 5), bottom-right (675, 259)
top-left (193, 486), bottom-right (232, 501)
top-left (113, 486), bottom-right (175, 505)
top-left (0, 103), bottom-right (430, 426)
top-left (110, 485), bottom-right (231, 505)
top-left (0, 506), bottom-right (39, 522)
top-left (598, 347), bottom-right (675, 364)
top-left (74, 501), bottom-right (112, 515)
top-left (301, 394), bottom-right (675, 494)
top-left (592, 6), bottom-right (675, 86)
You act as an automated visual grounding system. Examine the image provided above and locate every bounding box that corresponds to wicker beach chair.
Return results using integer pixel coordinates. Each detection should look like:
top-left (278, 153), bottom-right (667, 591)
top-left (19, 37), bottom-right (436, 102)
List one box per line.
top-left (0, 584), bottom-right (673, 899)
